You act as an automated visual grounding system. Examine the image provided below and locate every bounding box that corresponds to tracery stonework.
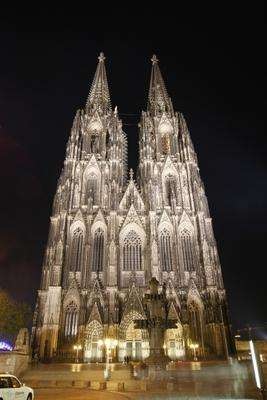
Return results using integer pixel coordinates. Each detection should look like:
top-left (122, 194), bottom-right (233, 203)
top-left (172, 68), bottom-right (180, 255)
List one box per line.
top-left (32, 53), bottom-right (235, 362)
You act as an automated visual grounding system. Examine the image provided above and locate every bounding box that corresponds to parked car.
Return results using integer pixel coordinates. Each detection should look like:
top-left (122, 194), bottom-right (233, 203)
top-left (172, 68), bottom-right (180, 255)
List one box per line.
top-left (0, 374), bottom-right (34, 400)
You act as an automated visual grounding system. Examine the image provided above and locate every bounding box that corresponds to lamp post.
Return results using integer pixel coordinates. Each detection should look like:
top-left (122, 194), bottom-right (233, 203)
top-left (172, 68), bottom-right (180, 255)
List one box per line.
top-left (98, 338), bottom-right (118, 380)
top-left (189, 343), bottom-right (199, 361)
top-left (73, 344), bottom-right (82, 363)
top-left (249, 340), bottom-right (266, 399)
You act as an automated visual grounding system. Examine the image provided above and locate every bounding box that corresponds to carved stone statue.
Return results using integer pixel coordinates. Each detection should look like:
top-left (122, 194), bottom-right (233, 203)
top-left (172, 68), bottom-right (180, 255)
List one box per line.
top-left (14, 328), bottom-right (30, 355)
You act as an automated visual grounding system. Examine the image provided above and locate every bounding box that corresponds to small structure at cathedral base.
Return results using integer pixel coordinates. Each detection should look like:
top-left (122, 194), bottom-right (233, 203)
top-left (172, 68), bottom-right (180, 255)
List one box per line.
top-left (14, 328), bottom-right (30, 355)
top-left (134, 278), bottom-right (177, 379)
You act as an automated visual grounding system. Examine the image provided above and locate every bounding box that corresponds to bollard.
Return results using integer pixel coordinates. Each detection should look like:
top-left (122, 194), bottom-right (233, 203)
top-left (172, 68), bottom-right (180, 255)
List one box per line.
top-left (140, 381), bottom-right (148, 391)
top-left (166, 382), bottom-right (174, 391)
top-left (99, 381), bottom-right (107, 390)
top-left (118, 382), bottom-right (125, 391)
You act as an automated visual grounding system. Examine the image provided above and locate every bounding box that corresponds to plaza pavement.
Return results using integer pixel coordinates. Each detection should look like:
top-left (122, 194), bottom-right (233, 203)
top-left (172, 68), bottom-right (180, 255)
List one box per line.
top-left (21, 360), bottom-right (266, 399)
top-left (34, 388), bottom-right (129, 399)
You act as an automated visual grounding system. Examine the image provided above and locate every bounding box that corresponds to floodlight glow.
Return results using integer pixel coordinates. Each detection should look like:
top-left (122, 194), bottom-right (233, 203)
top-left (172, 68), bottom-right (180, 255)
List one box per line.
top-left (249, 340), bottom-right (261, 389)
top-left (0, 341), bottom-right (13, 351)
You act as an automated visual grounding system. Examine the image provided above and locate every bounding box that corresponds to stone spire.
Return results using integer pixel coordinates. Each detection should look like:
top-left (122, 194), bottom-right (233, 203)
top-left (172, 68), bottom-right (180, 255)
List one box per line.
top-left (148, 54), bottom-right (173, 115)
top-left (129, 168), bottom-right (134, 181)
top-left (85, 52), bottom-right (111, 113)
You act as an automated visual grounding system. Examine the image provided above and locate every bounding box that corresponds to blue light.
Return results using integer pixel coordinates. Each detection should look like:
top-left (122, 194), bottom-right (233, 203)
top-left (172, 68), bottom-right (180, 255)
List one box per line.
top-left (0, 341), bottom-right (13, 351)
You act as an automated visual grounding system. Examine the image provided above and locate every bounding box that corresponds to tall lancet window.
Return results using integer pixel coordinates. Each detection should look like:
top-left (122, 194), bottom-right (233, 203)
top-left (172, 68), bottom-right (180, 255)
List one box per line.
top-left (188, 302), bottom-right (202, 343)
top-left (92, 228), bottom-right (104, 272)
top-left (165, 174), bottom-right (177, 207)
top-left (70, 227), bottom-right (84, 272)
top-left (64, 301), bottom-right (79, 338)
top-left (122, 230), bottom-right (142, 271)
top-left (159, 228), bottom-right (173, 271)
top-left (161, 134), bottom-right (170, 154)
top-left (181, 229), bottom-right (195, 272)
top-left (86, 173), bottom-right (98, 205)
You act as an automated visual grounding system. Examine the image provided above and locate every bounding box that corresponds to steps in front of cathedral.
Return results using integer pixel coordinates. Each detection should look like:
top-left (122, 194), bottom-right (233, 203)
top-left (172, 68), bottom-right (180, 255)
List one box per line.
top-left (20, 361), bottom-right (261, 398)
top-left (22, 362), bottom-right (132, 384)
top-left (21, 362), bottom-right (141, 392)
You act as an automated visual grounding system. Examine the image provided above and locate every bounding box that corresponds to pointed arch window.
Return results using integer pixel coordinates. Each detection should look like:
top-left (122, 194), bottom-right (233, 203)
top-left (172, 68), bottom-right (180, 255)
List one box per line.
top-left (123, 230), bottom-right (142, 271)
top-left (181, 229), bottom-right (195, 272)
top-left (161, 134), bottom-right (170, 154)
top-left (188, 302), bottom-right (202, 343)
top-left (165, 174), bottom-right (177, 207)
top-left (70, 227), bottom-right (84, 272)
top-left (64, 301), bottom-right (78, 338)
top-left (159, 228), bottom-right (173, 271)
top-left (92, 228), bottom-right (105, 272)
top-left (86, 173), bottom-right (98, 205)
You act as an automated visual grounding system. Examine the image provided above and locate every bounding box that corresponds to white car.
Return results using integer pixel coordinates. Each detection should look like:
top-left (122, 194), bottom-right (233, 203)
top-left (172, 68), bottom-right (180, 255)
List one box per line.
top-left (0, 374), bottom-right (34, 400)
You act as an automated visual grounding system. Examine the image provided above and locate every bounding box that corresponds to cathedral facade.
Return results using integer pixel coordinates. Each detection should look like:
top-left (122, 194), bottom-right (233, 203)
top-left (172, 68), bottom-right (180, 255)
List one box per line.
top-left (32, 53), bottom-right (234, 362)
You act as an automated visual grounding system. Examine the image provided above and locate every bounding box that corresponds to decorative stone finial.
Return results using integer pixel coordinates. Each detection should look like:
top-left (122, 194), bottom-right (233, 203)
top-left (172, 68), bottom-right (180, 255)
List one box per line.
top-left (98, 52), bottom-right (105, 62)
top-left (129, 168), bottom-right (134, 180)
top-left (151, 54), bottom-right (159, 64)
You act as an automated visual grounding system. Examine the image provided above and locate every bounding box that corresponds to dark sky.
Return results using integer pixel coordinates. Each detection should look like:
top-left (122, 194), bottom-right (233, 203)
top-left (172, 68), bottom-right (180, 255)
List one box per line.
top-left (0, 12), bottom-right (265, 331)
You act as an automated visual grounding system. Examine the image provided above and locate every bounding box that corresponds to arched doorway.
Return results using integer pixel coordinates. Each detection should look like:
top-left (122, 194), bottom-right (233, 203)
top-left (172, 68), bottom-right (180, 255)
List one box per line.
top-left (118, 311), bottom-right (149, 362)
top-left (164, 322), bottom-right (185, 360)
top-left (188, 301), bottom-right (204, 358)
top-left (84, 320), bottom-right (103, 362)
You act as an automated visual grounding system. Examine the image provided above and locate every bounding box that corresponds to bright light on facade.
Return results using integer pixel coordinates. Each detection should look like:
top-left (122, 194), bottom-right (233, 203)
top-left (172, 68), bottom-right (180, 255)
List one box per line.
top-left (32, 52), bottom-right (233, 363)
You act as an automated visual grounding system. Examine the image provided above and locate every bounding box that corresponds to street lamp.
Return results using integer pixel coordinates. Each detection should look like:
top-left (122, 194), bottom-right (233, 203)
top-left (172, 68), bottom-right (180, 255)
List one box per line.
top-left (73, 344), bottom-right (82, 363)
top-left (249, 340), bottom-right (266, 399)
top-left (189, 343), bottom-right (199, 361)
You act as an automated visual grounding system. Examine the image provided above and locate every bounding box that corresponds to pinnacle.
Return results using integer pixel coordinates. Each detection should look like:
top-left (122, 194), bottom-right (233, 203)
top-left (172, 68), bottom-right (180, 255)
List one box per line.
top-left (98, 52), bottom-right (105, 62)
top-left (148, 54), bottom-right (172, 114)
top-left (129, 168), bottom-right (134, 180)
top-left (151, 54), bottom-right (159, 64)
top-left (85, 52), bottom-right (111, 112)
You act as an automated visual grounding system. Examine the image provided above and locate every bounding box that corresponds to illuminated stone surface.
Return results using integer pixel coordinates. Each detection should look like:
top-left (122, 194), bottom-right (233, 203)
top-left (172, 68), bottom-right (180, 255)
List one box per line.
top-left (32, 53), bottom-right (234, 363)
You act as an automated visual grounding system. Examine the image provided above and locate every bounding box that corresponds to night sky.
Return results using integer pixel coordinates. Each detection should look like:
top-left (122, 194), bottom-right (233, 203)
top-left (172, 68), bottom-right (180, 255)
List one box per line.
top-left (0, 13), bottom-right (265, 332)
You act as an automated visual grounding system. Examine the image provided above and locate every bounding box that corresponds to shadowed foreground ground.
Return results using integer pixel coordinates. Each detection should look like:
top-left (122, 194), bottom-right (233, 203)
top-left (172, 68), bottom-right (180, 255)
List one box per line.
top-left (33, 388), bottom-right (261, 400)
top-left (34, 388), bottom-right (129, 399)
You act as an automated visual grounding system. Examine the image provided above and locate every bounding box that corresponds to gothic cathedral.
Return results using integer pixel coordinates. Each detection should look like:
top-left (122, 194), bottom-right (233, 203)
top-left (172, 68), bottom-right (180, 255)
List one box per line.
top-left (32, 53), bottom-right (234, 362)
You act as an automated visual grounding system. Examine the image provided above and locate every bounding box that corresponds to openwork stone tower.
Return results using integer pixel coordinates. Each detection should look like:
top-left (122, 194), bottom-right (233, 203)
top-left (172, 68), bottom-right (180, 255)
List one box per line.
top-left (32, 53), bottom-right (234, 361)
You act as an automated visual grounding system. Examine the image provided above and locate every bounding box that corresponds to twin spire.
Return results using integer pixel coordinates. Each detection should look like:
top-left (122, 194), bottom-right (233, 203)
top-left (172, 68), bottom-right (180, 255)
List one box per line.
top-left (85, 52), bottom-right (111, 113)
top-left (85, 52), bottom-right (173, 115)
top-left (148, 55), bottom-right (173, 115)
